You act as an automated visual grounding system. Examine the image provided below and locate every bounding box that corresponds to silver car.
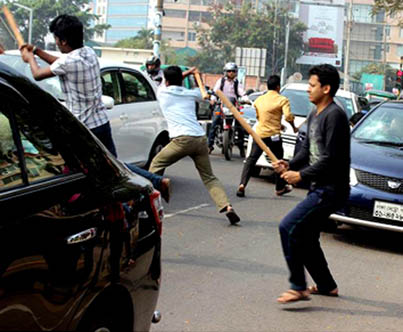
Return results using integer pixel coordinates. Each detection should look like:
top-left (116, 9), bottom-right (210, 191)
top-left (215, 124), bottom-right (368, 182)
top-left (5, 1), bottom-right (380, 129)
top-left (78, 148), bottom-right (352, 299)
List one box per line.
top-left (0, 51), bottom-right (169, 168)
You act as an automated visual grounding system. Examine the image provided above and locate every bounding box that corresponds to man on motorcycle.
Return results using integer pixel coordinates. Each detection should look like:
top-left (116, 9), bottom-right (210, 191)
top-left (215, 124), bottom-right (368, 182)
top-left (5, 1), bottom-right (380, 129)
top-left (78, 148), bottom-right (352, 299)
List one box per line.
top-left (208, 62), bottom-right (249, 155)
top-left (145, 55), bottom-right (164, 86)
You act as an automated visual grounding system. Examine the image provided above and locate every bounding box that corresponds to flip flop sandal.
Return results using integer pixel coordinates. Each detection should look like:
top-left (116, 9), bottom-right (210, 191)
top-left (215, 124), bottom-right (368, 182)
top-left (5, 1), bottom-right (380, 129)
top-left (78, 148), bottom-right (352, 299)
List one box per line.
top-left (308, 285), bottom-right (338, 297)
top-left (277, 290), bottom-right (311, 304)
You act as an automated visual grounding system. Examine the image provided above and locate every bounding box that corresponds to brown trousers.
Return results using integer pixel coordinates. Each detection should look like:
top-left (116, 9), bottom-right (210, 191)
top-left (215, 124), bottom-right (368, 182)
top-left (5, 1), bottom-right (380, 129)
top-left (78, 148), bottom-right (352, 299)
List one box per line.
top-left (149, 135), bottom-right (230, 210)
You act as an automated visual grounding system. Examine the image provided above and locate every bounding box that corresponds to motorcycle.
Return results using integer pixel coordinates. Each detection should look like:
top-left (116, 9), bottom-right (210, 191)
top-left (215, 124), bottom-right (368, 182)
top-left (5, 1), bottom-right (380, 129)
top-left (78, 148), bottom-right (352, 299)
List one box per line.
top-left (212, 97), bottom-right (245, 160)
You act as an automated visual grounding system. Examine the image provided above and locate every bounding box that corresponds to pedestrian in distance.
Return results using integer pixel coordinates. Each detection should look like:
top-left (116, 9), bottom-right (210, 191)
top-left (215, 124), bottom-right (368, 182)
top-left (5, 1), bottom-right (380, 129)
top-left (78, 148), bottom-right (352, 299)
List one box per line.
top-left (273, 64), bottom-right (351, 304)
top-left (149, 65), bottom-right (241, 225)
top-left (208, 62), bottom-right (249, 156)
top-left (236, 75), bottom-right (297, 198)
top-left (19, 14), bottom-right (171, 202)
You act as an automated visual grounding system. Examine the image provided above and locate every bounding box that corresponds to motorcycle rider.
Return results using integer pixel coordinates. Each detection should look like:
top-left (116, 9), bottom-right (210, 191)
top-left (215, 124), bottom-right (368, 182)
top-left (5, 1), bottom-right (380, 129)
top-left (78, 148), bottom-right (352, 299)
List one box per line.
top-left (208, 62), bottom-right (249, 156)
top-left (145, 55), bottom-right (164, 86)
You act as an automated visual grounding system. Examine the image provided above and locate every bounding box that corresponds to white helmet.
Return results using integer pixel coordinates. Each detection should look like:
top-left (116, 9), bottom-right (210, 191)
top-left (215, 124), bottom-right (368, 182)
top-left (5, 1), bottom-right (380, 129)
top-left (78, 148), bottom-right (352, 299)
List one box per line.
top-left (223, 62), bottom-right (238, 72)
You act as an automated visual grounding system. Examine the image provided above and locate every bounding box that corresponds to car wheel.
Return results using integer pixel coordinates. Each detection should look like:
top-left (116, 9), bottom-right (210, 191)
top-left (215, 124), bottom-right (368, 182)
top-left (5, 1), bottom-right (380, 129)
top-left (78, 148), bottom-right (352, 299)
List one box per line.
top-left (146, 137), bottom-right (168, 172)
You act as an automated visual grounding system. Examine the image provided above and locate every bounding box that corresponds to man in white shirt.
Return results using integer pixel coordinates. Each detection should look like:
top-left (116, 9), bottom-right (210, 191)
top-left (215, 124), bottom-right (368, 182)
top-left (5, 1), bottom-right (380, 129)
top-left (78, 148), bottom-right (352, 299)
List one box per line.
top-left (149, 66), bottom-right (241, 225)
top-left (208, 62), bottom-right (248, 155)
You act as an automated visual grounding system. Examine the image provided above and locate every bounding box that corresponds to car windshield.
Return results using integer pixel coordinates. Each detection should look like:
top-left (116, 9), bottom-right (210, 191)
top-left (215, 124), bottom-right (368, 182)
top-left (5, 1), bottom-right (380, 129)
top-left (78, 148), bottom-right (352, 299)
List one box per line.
top-left (353, 104), bottom-right (403, 146)
top-left (281, 89), bottom-right (312, 117)
top-left (334, 96), bottom-right (354, 118)
top-left (0, 54), bottom-right (65, 101)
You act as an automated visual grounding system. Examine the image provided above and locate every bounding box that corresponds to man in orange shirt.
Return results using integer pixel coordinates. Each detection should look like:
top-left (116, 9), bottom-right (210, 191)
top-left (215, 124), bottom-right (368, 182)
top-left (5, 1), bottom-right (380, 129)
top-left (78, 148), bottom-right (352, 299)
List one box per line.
top-left (237, 75), bottom-right (297, 197)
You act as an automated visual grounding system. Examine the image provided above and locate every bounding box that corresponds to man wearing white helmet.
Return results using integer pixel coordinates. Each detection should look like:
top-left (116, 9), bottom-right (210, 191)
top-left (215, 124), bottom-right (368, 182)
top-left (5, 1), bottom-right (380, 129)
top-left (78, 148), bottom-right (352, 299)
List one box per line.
top-left (208, 62), bottom-right (248, 154)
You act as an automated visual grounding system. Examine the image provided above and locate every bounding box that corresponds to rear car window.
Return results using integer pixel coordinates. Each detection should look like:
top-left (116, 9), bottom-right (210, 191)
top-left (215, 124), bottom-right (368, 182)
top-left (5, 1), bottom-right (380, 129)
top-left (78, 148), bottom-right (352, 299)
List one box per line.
top-left (281, 89), bottom-right (312, 117)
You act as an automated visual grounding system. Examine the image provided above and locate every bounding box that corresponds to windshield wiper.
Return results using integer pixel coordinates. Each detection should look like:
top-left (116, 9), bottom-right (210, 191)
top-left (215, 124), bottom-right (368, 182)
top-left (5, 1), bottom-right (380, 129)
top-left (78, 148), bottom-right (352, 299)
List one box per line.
top-left (357, 139), bottom-right (403, 147)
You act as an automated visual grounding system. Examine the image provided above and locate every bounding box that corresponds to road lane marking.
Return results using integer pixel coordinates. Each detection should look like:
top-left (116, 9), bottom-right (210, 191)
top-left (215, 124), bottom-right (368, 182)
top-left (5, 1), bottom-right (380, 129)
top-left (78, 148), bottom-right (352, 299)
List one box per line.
top-left (164, 203), bottom-right (210, 219)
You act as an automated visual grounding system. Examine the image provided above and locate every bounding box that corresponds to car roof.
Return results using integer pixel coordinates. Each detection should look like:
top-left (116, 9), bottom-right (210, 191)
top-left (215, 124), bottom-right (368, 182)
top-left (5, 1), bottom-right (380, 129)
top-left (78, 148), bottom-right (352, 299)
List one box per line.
top-left (281, 82), bottom-right (356, 98)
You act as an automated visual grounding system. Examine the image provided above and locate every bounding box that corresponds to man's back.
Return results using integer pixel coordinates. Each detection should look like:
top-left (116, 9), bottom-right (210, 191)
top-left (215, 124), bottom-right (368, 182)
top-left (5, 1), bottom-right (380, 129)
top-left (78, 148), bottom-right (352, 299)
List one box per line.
top-left (50, 46), bottom-right (107, 129)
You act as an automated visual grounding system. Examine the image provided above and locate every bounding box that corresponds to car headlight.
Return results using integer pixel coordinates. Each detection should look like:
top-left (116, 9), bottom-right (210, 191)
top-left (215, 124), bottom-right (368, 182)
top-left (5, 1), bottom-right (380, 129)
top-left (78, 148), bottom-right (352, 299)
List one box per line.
top-left (223, 107), bottom-right (232, 116)
top-left (350, 168), bottom-right (358, 187)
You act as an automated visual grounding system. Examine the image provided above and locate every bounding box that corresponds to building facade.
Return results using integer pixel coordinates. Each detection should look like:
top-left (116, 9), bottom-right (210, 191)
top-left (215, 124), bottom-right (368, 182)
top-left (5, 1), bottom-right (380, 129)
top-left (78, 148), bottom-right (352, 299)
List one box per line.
top-left (92, 0), bottom-right (151, 44)
top-left (345, 0), bottom-right (403, 74)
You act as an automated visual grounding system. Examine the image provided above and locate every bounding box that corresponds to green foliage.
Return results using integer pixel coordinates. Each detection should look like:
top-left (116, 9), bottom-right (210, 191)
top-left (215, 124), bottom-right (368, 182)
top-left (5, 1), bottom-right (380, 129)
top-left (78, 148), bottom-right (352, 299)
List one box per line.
top-left (352, 63), bottom-right (397, 91)
top-left (191, 2), bottom-right (306, 74)
top-left (373, 0), bottom-right (403, 25)
top-left (114, 28), bottom-right (154, 49)
top-left (0, 0), bottom-right (110, 47)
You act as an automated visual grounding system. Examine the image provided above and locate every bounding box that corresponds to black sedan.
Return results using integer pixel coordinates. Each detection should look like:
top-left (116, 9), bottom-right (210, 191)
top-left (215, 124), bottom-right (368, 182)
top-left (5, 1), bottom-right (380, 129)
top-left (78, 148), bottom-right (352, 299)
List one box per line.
top-left (0, 62), bottom-right (162, 331)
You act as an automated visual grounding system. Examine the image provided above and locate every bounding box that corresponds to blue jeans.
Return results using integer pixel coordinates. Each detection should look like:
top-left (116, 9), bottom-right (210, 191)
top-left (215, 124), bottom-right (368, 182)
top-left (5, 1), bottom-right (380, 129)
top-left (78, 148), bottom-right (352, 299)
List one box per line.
top-left (208, 113), bottom-right (222, 148)
top-left (91, 122), bottom-right (163, 191)
top-left (125, 163), bottom-right (162, 190)
top-left (279, 186), bottom-right (348, 292)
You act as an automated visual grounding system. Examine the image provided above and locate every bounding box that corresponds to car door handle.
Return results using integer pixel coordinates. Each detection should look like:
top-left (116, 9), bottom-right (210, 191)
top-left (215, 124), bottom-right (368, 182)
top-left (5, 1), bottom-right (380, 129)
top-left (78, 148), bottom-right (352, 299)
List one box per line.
top-left (152, 110), bottom-right (159, 116)
top-left (120, 113), bottom-right (128, 121)
top-left (66, 227), bottom-right (97, 245)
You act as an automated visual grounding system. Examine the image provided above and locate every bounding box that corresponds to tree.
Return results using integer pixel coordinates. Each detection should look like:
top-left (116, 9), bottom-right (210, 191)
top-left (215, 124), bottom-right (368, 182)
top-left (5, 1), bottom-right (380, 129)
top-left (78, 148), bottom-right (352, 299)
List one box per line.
top-left (352, 63), bottom-right (397, 91)
top-left (0, 0), bottom-right (110, 48)
top-left (114, 28), bottom-right (154, 49)
top-left (373, 0), bottom-right (403, 24)
top-left (190, 2), bottom-right (306, 74)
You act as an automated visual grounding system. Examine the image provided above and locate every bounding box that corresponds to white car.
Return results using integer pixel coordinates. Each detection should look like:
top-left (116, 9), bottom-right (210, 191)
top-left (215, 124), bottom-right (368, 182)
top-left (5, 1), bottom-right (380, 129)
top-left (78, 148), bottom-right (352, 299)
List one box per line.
top-left (246, 82), bottom-right (361, 176)
top-left (0, 50), bottom-right (169, 168)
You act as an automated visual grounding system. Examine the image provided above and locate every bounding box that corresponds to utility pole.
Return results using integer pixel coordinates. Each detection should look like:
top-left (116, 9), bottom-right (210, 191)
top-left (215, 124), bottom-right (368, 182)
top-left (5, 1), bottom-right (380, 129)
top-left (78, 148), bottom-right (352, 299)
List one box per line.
top-left (343, 0), bottom-right (353, 91)
top-left (15, 3), bottom-right (33, 44)
top-left (382, 21), bottom-right (387, 90)
top-left (271, 0), bottom-right (279, 74)
top-left (153, 0), bottom-right (164, 58)
top-left (281, 19), bottom-right (290, 86)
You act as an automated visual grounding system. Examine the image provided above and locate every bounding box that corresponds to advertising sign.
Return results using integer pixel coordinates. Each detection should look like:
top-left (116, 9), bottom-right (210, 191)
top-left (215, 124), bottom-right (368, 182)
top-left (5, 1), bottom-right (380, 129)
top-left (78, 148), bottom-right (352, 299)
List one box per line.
top-left (296, 0), bottom-right (345, 67)
top-left (235, 47), bottom-right (266, 77)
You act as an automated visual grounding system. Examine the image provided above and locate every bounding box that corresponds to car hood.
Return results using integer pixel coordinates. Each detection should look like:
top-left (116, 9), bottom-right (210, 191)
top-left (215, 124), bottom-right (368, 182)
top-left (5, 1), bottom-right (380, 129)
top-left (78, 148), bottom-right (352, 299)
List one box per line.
top-left (352, 139), bottom-right (403, 179)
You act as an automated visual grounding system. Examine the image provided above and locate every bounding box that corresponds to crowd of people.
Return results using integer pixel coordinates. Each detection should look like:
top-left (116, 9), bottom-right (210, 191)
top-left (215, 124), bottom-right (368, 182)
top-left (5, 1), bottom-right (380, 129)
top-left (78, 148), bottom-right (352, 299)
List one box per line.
top-left (18, 14), bottom-right (351, 304)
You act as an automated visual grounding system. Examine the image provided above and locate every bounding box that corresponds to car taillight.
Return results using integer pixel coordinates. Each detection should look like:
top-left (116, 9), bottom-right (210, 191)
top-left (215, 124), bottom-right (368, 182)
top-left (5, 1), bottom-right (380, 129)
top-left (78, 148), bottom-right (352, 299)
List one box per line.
top-left (150, 190), bottom-right (163, 235)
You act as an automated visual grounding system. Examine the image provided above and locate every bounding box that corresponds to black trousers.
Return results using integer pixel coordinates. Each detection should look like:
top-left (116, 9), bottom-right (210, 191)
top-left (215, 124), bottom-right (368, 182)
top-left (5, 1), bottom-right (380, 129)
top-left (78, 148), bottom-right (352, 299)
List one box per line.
top-left (239, 136), bottom-right (287, 191)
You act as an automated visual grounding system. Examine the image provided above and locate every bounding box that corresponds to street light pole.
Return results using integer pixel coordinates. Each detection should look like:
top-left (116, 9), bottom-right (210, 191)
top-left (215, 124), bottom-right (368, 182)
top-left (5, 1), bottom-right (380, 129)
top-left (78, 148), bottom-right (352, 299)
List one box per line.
top-left (14, 3), bottom-right (33, 44)
top-left (343, 0), bottom-right (353, 91)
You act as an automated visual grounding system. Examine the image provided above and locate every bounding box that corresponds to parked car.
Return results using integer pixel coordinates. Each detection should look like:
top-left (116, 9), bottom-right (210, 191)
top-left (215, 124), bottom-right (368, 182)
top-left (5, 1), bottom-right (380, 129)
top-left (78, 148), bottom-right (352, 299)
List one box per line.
top-left (364, 89), bottom-right (397, 103)
top-left (330, 100), bottom-right (403, 232)
top-left (0, 62), bottom-right (163, 331)
top-left (0, 51), bottom-right (169, 169)
top-left (245, 83), bottom-right (362, 176)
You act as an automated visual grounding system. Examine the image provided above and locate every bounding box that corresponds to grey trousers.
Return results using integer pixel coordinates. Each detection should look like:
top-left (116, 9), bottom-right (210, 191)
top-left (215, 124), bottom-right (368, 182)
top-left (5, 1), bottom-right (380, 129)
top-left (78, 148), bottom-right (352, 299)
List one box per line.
top-left (149, 135), bottom-right (230, 210)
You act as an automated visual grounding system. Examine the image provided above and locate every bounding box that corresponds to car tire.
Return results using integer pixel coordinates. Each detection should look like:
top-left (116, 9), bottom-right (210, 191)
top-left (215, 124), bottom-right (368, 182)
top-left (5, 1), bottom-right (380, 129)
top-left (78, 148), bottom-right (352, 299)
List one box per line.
top-left (223, 131), bottom-right (232, 161)
top-left (146, 136), bottom-right (168, 172)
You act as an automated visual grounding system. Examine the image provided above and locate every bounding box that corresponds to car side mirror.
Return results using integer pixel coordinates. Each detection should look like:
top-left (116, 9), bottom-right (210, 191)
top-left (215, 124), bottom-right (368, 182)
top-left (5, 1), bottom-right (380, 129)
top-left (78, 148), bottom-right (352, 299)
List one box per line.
top-left (102, 95), bottom-right (114, 110)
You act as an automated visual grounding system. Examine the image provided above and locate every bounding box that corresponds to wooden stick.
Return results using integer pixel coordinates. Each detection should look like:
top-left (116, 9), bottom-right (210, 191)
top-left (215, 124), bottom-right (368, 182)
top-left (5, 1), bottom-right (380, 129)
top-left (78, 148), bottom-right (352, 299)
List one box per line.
top-left (2, 6), bottom-right (25, 48)
top-left (194, 72), bottom-right (209, 99)
top-left (215, 89), bottom-right (279, 163)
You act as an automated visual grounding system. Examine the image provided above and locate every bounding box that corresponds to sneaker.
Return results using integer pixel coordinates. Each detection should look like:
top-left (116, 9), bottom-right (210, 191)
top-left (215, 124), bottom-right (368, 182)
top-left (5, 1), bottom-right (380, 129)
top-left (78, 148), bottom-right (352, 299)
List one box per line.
top-left (160, 178), bottom-right (171, 203)
top-left (276, 184), bottom-right (293, 196)
top-left (208, 146), bottom-right (214, 154)
top-left (236, 185), bottom-right (245, 197)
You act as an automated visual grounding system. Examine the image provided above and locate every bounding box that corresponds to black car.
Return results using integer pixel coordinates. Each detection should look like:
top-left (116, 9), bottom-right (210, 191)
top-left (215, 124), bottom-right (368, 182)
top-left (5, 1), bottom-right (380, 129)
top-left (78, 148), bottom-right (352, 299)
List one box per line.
top-left (0, 62), bottom-right (162, 331)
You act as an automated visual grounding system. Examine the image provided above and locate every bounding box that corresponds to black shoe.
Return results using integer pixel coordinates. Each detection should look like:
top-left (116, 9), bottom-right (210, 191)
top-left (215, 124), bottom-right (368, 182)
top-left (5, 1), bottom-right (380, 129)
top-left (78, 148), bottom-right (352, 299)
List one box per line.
top-left (208, 146), bottom-right (214, 154)
top-left (226, 209), bottom-right (240, 225)
top-left (276, 184), bottom-right (293, 196)
top-left (236, 185), bottom-right (245, 197)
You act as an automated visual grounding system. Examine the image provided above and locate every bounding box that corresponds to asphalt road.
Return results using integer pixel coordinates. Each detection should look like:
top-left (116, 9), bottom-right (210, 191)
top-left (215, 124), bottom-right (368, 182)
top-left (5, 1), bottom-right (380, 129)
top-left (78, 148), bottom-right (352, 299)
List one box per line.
top-left (152, 150), bottom-right (403, 332)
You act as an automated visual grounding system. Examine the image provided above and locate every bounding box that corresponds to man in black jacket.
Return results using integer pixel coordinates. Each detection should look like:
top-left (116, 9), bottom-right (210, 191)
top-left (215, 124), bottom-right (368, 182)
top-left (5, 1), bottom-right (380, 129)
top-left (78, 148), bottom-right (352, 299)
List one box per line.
top-left (273, 64), bottom-right (351, 304)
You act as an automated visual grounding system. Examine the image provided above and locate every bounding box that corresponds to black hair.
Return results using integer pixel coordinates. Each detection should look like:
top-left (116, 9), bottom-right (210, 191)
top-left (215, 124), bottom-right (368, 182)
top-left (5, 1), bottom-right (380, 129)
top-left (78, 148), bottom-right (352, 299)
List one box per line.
top-left (163, 66), bottom-right (183, 86)
top-left (267, 75), bottom-right (280, 90)
top-left (49, 15), bottom-right (84, 50)
top-left (308, 64), bottom-right (340, 97)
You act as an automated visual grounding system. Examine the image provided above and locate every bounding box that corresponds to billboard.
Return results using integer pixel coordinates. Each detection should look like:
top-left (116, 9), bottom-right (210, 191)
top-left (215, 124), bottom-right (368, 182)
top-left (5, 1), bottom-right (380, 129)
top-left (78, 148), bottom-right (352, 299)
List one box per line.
top-left (235, 47), bottom-right (266, 77)
top-left (296, 0), bottom-right (345, 67)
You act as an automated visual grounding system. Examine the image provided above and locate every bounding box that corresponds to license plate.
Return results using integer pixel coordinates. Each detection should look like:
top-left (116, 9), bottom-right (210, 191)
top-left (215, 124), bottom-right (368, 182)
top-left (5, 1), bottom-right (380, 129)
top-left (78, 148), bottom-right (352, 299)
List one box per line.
top-left (373, 201), bottom-right (403, 222)
top-left (283, 143), bottom-right (295, 161)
